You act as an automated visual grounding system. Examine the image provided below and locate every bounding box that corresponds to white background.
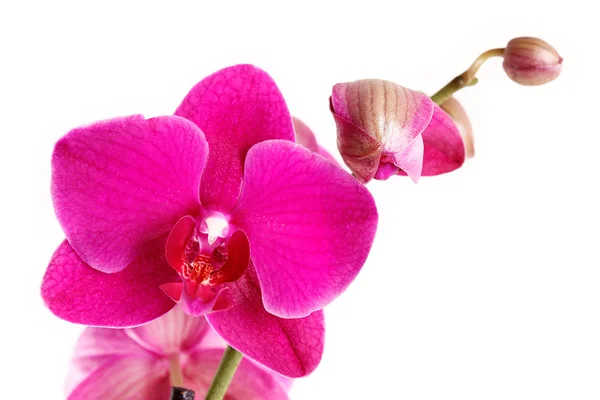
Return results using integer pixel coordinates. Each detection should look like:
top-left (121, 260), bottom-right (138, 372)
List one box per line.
top-left (1, 0), bottom-right (598, 398)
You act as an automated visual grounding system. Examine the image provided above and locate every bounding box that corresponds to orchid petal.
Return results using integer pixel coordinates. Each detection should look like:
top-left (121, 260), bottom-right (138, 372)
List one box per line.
top-left (66, 328), bottom-right (148, 395)
top-left (441, 97), bottom-right (474, 158)
top-left (125, 307), bottom-right (214, 355)
top-left (292, 117), bottom-right (318, 153)
top-left (292, 117), bottom-right (339, 165)
top-left (41, 238), bottom-right (177, 327)
top-left (233, 140), bottom-right (378, 318)
top-left (67, 355), bottom-right (169, 400)
top-left (52, 115), bottom-right (206, 273)
top-left (392, 133), bottom-right (424, 182)
top-left (160, 282), bottom-right (183, 302)
top-left (184, 349), bottom-right (291, 399)
top-left (175, 64), bottom-right (295, 213)
top-left (165, 215), bottom-right (196, 274)
top-left (417, 103), bottom-right (466, 176)
top-left (206, 266), bottom-right (324, 377)
top-left (207, 230), bottom-right (250, 286)
top-left (330, 106), bottom-right (382, 183)
top-left (73, 328), bottom-right (146, 360)
top-left (374, 159), bottom-right (400, 180)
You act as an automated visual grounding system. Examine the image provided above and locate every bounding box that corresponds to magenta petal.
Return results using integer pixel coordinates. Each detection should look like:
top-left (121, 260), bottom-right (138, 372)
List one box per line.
top-left (374, 160), bottom-right (400, 180)
top-left (68, 356), bottom-right (169, 400)
top-left (292, 117), bottom-right (318, 153)
top-left (207, 266), bottom-right (324, 377)
top-left (166, 215), bottom-right (197, 274)
top-left (175, 65), bottom-right (295, 213)
top-left (392, 133), bottom-right (424, 182)
top-left (440, 97), bottom-right (474, 158)
top-left (233, 140), bottom-right (377, 318)
top-left (207, 230), bottom-right (250, 286)
top-left (125, 307), bottom-right (212, 355)
top-left (160, 282), bottom-right (183, 302)
top-left (72, 328), bottom-right (145, 360)
top-left (66, 328), bottom-right (148, 395)
top-left (419, 103), bottom-right (466, 176)
top-left (41, 238), bottom-right (178, 327)
top-left (184, 349), bottom-right (291, 399)
top-left (292, 117), bottom-right (339, 165)
top-left (52, 115), bottom-right (206, 273)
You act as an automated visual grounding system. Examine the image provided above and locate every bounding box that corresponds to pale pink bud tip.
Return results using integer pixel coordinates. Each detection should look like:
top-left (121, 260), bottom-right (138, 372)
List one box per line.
top-left (502, 37), bottom-right (563, 86)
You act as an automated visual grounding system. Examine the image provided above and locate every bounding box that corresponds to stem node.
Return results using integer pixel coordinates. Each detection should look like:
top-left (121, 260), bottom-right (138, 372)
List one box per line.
top-left (430, 47), bottom-right (504, 105)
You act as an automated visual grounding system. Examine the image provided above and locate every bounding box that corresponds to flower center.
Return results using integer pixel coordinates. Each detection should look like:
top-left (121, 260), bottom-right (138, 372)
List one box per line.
top-left (181, 253), bottom-right (214, 285)
top-left (163, 214), bottom-right (250, 316)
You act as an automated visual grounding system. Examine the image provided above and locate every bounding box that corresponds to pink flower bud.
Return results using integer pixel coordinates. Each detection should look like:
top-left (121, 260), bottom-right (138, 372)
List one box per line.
top-left (330, 80), bottom-right (433, 183)
top-left (330, 80), bottom-right (467, 183)
top-left (440, 97), bottom-right (474, 158)
top-left (502, 37), bottom-right (563, 86)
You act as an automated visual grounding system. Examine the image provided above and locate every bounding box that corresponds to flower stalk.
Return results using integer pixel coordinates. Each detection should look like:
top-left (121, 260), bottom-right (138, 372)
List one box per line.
top-left (169, 353), bottom-right (195, 399)
top-left (169, 353), bottom-right (184, 387)
top-left (205, 346), bottom-right (244, 400)
top-left (430, 48), bottom-right (505, 105)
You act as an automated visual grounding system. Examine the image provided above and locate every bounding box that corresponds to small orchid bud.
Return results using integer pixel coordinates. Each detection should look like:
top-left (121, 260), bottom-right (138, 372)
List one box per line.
top-left (440, 97), bottom-right (474, 158)
top-left (502, 37), bottom-right (563, 86)
top-left (330, 80), bottom-right (467, 183)
top-left (330, 80), bottom-right (433, 183)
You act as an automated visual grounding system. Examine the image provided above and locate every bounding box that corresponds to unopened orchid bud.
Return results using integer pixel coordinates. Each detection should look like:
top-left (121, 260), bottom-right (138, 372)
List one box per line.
top-left (330, 79), bottom-right (467, 183)
top-left (440, 97), bottom-right (474, 158)
top-left (502, 37), bottom-right (563, 86)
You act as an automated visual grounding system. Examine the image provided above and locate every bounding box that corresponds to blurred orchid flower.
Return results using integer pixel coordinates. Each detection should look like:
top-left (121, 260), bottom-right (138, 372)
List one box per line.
top-left (42, 64), bottom-right (378, 377)
top-left (330, 79), bottom-right (467, 183)
top-left (66, 307), bottom-right (291, 399)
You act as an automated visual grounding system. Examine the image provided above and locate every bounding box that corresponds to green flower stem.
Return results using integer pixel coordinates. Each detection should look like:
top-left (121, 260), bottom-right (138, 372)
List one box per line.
top-left (205, 346), bottom-right (244, 400)
top-left (430, 47), bottom-right (505, 105)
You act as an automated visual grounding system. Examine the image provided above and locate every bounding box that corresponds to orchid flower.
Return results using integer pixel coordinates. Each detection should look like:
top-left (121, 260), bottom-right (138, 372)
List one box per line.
top-left (330, 79), bottom-right (467, 183)
top-left (66, 307), bottom-right (291, 399)
top-left (42, 64), bottom-right (378, 377)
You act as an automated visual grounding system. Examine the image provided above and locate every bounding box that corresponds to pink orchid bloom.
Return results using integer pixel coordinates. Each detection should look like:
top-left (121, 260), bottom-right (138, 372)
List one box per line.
top-left (330, 79), bottom-right (467, 183)
top-left (66, 307), bottom-right (291, 399)
top-left (42, 64), bottom-right (378, 377)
